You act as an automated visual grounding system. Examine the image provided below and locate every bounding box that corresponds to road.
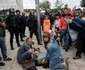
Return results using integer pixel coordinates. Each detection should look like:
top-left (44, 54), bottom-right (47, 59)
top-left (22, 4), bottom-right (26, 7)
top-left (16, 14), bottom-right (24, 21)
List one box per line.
top-left (0, 28), bottom-right (85, 70)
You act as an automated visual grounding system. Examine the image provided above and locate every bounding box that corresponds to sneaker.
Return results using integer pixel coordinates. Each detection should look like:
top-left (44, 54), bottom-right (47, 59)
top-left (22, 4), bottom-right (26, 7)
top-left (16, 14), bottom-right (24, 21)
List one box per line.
top-left (0, 62), bottom-right (5, 66)
top-left (73, 56), bottom-right (81, 60)
top-left (4, 57), bottom-right (12, 61)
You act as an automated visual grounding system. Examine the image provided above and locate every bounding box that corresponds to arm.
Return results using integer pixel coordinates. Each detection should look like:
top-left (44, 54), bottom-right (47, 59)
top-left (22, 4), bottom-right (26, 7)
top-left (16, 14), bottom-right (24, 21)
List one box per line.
top-left (44, 45), bottom-right (52, 62)
top-left (0, 22), bottom-right (6, 28)
top-left (29, 49), bottom-right (38, 57)
top-left (73, 18), bottom-right (85, 27)
top-left (32, 45), bottom-right (40, 52)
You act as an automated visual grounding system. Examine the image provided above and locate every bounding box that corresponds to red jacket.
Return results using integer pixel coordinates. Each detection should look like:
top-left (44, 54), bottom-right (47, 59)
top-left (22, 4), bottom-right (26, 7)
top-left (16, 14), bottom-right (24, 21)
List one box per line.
top-left (60, 13), bottom-right (73, 30)
top-left (60, 17), bottom-right (67, 30)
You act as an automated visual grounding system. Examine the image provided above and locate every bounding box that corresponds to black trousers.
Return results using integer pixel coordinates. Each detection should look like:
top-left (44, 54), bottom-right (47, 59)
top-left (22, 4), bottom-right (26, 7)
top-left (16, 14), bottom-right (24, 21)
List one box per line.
top-left (29, 29), bottom-right (40, 44)
top-left (76, 34), bottom-right (85, 57)
top-left (19, 27), bottom-right (23, 40)
top-left (23, 25), bottom-right (26, 36)
top-left (9, 28), bottom-right (20, 48)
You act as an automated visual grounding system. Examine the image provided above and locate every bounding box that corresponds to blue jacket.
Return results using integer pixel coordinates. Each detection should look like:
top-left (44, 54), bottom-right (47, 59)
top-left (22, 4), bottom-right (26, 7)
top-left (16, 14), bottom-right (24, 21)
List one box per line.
top-left (69, 17), bottom-right (85, 34)
top-left (60, 17), bottom-right (85, 43)
top-left (44, 40), bottom-right (64, 69)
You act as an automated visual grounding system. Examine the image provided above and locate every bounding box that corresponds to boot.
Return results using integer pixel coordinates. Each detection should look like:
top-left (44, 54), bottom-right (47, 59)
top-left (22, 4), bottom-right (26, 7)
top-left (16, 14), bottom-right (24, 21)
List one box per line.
top-left (10, 43), bottom-right (14, 50)
top-left (17, 43), bottom-right (21, 47)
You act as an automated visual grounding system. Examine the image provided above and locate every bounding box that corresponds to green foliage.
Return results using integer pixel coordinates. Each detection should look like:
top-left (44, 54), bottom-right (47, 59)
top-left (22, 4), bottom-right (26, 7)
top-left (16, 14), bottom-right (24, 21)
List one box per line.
top-left (55, 0), bottom-right (63, 9)
top-left (51, 0), bottom-right (63, 13)
top-left (50, 8), bottom-right (57, 13)
top-left (64, 4), bottom-right (68, 8)
top-left (40, 1), bottom-right (51, 10)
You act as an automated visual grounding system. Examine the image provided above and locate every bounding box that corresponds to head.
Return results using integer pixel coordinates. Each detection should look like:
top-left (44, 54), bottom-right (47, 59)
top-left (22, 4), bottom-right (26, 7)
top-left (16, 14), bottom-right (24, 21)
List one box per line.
top-left (55, 14), bottom-right (60, 19)
top-left (9, 9), bottom-right (15, 15)
top-left (43, 33), bottom-right (51, 43)
top-left (26, 37), bottom-right (33, 46)
top-left (74, 12), bottom-right (80, 17)
top-left (64, 16), bottom-right (72, 24)
top-left (83, 8), bottom-right (85, 13)
top-left (22, 12), bottom-right (25, 16)
top-left (76, 8), bottom-right (82, 13)
top-left (63, 8), bottom-right (69, 15)
top-left (68, 8), bottom-right (71, 12)
top-left (44, 15), bottom-right (49, 20)
top-left (16, 10), bottom-right (20, 15)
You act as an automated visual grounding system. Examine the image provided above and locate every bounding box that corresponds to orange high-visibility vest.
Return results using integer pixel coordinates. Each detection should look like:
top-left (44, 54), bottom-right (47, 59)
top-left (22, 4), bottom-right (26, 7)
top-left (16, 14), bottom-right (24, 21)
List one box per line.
top-left (43, 19), bottom-right (51, 33)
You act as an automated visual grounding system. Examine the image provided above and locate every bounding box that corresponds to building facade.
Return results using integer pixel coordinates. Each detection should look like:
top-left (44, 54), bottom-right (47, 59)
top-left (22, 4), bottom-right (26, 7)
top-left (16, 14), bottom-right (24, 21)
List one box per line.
top-left (0, 0), bottom-right (23, 12)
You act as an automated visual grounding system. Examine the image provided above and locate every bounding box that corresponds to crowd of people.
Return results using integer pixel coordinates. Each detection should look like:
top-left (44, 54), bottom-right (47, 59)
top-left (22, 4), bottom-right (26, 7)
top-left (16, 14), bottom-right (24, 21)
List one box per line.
top-left (0, 7), bottom-right (85, 70)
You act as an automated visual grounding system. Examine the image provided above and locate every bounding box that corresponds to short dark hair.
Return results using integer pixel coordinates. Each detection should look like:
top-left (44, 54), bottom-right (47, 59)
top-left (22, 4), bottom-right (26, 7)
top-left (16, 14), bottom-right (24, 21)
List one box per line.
top-left (64, 8), bottom-right (68, 11)
top-left (55, 14), bottom-right (60, 17)
top-left (76, 8), bottom-right (81, 11)
top-left (65, 16), bottom-right (71, 19)
top-left (26, 37), bottom-right (31, 42)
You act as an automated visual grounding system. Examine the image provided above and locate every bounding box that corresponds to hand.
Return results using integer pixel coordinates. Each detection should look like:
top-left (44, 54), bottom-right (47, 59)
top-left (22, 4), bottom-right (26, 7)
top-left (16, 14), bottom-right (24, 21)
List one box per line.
top-left (56, 37), bottom-right (60, 41)
top-left (0, 22), bottom-right (6, 27)
top-left (41, 59), bottom-right (45, 64)
top-left (25, 60), bottom-right (28, 63)
top-left (29, 49), bottom-right (34, 54)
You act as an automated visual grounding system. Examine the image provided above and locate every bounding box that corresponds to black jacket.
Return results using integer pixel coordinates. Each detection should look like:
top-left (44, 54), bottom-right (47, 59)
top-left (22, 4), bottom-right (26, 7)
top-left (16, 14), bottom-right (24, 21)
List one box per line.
top-left (20, 15), bottom-right (26, 26)
top-left (6, 14), bottom-right (19, 29)
top-left (27, 15), bottom-right (38, 30)
top-left (69, 17), bottom-right (85, 34)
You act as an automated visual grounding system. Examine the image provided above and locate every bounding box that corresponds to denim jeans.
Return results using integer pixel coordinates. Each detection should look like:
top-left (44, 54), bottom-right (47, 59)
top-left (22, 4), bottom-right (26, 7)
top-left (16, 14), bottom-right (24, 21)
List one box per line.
top-left (64, 33), bottom-right (69, 49)
top-left (60, 30), bottom-right (66, 46)
top-left (0, 37), bottom-right (7, 60)
top-left (17, 51), bottom-right (32, 64)
top-left (0, 56), bottom-right (2, 62)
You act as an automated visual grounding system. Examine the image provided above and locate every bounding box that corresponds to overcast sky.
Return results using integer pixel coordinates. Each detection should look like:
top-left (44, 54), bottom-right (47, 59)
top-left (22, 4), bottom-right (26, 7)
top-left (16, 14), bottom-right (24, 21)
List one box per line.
top-left (23, 0), bottom-right (81, 9)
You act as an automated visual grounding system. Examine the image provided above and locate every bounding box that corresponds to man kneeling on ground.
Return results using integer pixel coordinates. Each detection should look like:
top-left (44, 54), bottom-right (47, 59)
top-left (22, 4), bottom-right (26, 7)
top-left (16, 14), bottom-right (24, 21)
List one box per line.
top-left (17, 37), bottom-right (40, 64)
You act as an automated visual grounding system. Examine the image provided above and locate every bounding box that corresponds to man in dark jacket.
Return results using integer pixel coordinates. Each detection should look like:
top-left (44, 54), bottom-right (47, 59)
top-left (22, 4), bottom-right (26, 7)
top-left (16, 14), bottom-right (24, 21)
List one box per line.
top-left (16, 10), bottom-right (24, 41)
top-left (64, 17), bottom-right (85, 60)
top-left (6, 9), bottom-right (20, 50)
top-left (27, 13), bottom-right (42, 45)
top-left (20, 12), bottom-right (26, 37)
top-left (0, 18), bottom-right (12, 61)
top-left (17, 37), bottom-right (39, 64)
